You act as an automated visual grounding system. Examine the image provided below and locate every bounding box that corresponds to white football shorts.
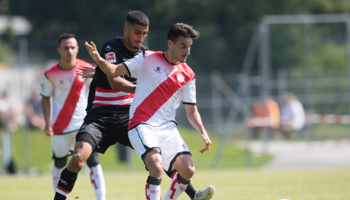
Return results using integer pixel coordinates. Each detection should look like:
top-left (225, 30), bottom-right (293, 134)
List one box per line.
top-left (51, 131), bottom-right (78, 158)
top-left (128, 122), bottom-right (191, 172)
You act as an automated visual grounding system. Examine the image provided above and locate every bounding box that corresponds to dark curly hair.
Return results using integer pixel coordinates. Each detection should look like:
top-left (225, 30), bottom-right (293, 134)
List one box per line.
top-left (167, 23), bottom-right (199, 43)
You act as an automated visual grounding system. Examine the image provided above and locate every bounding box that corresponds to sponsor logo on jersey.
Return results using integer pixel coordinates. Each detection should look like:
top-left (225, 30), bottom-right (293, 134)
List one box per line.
top-left (177, 73), bottom-right (185, 82)
top-left (105, 52), bottom-right (116, 63)
top-left (105, 45), bottom-right (111, 51)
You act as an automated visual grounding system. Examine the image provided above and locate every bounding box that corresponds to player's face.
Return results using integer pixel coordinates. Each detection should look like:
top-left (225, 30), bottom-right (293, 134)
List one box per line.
top-left (170, 36), bottom-right (192, 63)
top-left (58, 38), bottom-right (79, 62)
top-left (125, 24), bottom-right (149, 51)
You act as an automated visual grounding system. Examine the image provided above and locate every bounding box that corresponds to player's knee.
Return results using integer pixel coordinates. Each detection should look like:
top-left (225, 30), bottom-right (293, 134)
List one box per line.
top-left (69, 154), bottom-right (85, 171)
top-left (181, 165), bottom-right (195, 180)
top-left (54, 157), bottom-right (67, 168)
top-left (86, 153), bottom-right (99, 167)
top-left (144, 149), bottom-right (163, 177)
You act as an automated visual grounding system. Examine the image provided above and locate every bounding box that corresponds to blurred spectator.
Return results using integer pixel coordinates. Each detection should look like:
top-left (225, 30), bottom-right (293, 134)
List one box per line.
top-left (25, 90), bottom-right (45, 130)
top-left (0, 91), bottom-right (21, 133)
top-left (280, 92), bottom-right (305, 139)
top-left (0, 91), bottom-right (21, 174)
top-left (251, 98), bottom-right (280, 139)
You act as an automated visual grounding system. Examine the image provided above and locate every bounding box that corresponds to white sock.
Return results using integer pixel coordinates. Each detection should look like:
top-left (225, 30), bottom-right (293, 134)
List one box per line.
top-left (146, 183), bottom-right (161, 200)
top-left (52, 166), bottom-right (64, 192)
top-left (164, 172), bottom-right (189, 200)
top-left (90, 164), bottom-right (106, 200)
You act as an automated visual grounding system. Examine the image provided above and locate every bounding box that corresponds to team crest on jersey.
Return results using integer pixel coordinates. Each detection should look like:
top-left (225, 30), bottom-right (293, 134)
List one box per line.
top-left (105, 45), bottom-right (111, 51)
top-left (177, 73), bottom-right (185, 82)
top-left (105, 52), bottom-right (116, 63)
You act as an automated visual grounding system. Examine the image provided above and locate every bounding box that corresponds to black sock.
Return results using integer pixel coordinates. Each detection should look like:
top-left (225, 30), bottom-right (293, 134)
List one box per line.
top-left (54, 168), bottom-right (78, 200)
top-left (185, 183), bottom-right (196, 199)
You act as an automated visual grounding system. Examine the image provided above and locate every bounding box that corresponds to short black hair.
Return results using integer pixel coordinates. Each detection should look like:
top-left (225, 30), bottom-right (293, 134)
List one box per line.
top-left (58, 33), bottom-right (76, 46)
top-left (125, 10), bottom-right (149, 26)
top-left (167, 23), bottom-right (199, 43)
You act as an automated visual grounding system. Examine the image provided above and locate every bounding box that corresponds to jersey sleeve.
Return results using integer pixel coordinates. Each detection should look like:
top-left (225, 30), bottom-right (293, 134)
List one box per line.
top-left (124, 53), bottom-right (144, 78)
top-left (100, 43), bottom-right (119, 64)
top-left (40, 74), bottom-right (54, 97)
top-left (182, 78), bottom-right (197, 105)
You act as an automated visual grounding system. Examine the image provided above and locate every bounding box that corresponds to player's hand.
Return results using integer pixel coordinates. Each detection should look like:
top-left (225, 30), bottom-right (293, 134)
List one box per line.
top-left (85, 41), bottom-right (101, 63)
top-left (76, 65), bottom-right (95, 78)
top-left (199, 130), bottom-right (212, 154)
top-left (44, 125), bottom-right (53, 136)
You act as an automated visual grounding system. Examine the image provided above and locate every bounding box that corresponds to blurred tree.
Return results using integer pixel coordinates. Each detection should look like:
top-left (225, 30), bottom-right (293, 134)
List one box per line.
top-left (5, 0), bottom-right (350, 74)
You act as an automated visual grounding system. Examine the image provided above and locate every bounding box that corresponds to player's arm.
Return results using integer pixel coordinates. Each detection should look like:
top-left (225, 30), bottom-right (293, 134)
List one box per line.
top-left (41, 96), bottom-right (53, 136)
top-left (184, 104), bottom-right (212, 154)
top-left (85, 41), bottom-right (129, 78)
top-left (76, 65), bottom-right (95, 78)
top-left (107, 77), bottom-right (136, 93)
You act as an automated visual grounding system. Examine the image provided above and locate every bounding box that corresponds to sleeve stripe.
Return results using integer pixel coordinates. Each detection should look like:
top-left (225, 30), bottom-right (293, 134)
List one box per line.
top-left (123, 63), bottom-right (132, 77)
top-left (183, 102), bottom-right (196, 105)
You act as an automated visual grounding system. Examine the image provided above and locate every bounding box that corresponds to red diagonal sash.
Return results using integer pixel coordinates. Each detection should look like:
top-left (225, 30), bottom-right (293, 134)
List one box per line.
top-left (53, 75), bottom-right (85, 134)
top-left (128, 65), bottom-right (193, 129)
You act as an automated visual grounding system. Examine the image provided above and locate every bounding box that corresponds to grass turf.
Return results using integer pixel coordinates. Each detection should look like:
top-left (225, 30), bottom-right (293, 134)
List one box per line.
top-left (1, 168), bottom-right (350, 199)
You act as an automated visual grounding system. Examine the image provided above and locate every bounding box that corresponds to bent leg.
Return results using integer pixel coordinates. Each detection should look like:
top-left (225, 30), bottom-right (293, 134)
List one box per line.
top-left (164, 154), bottom-right (194, 200)
top-left (51, 132), bottom-right (76, 192)
top-left (54, 141), bottom-right (93, 200)
top-left (144, 148), bottom-right (163, 200)
top-left (52, 157), bottom-right (67, 190)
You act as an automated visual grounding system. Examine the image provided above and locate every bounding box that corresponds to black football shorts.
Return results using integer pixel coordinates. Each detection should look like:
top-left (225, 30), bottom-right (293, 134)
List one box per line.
top-left (76, 111), bottom-right (132, 153)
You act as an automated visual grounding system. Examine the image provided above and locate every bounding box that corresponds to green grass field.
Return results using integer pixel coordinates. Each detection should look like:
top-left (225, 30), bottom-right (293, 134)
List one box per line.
top-left (1, 168), bottom-right (350, 199)
top-left (2, 127), bottom-right (350, 199)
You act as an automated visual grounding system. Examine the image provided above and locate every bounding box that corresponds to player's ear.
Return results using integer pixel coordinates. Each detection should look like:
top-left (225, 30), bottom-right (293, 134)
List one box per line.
top-left (123, 25), bottom-right (128, 34)
top-left (167, 39), bottom-right (173, 48)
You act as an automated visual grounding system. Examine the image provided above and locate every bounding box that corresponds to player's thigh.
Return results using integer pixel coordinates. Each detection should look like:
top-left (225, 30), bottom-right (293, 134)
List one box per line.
top-left (159, 124), bottom-right (191, 173)
top-left (52, 131), bottom-right (77, 158)
top-left (128, 124), bottom-right (160, 162)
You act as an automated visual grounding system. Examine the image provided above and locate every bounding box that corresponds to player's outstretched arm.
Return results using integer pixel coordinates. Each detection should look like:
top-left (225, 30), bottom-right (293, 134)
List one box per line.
top-left (85, 41), bottom-right (129, 78)
top-left (184, 104), bottom-right (212, 154)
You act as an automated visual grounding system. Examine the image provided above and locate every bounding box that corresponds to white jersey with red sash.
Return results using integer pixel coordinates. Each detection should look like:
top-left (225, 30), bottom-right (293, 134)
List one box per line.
top-left (124, 51), bottom-right (196, 129)
top-left (40, 59), bottom-right (91, 134)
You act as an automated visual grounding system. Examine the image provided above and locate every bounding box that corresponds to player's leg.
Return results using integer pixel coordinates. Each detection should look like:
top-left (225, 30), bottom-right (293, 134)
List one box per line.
top-left (54, 140), bottom-right (93, 200)
top-left (52, 156), bottom-right (67, 190)
top-left (51, 132), bottom-right (76, 191)
top-left (86, 153), bottom-right (106, 200)
top-left (165, 169), bottom-right (215, 200)
top-left (163, 154), bottom-right (194, 200)
top-left (144, 149), bottom-right (163, 200)
top-left (159, 123), bottom-right (196, 200)
top-left (129, 125), bottom-right (163, 200)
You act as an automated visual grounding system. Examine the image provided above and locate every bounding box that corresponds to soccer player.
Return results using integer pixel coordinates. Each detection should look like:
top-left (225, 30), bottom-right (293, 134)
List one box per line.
top-left (41, 33), bottom-right (106, 200)
top-left (56, 11), bottom-right (214, 200)
top-left (85, 23), bottom-right (213, 200)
